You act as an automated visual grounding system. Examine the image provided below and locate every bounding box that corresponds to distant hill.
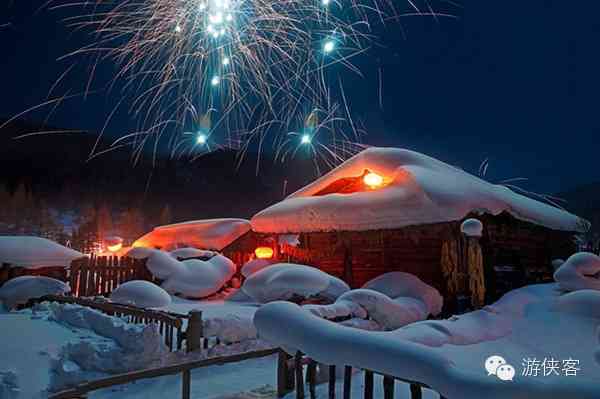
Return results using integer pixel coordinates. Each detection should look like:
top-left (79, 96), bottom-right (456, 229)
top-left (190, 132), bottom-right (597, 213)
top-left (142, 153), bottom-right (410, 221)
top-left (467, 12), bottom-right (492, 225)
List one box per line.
top-left (558, 182), bottom-right (600, 233)
top-left (0, 118), bottom-right (318, 225)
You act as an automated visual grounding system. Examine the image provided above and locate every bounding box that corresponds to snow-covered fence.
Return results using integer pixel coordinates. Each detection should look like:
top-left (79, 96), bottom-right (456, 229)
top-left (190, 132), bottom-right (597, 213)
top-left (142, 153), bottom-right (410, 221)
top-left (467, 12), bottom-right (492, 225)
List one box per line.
top-left (29, 294), bottom-right (193, 351)
top-left (281, 351), bottom-right (448, 399)
top-left (69, 255), bottom-right (152, 297)
top-left (47, 348), bottom-right (279, 399)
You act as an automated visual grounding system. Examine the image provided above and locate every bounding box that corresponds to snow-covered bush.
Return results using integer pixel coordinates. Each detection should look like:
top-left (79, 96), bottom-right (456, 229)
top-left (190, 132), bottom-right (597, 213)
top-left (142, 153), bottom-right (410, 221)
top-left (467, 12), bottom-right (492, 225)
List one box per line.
top-left (242, 263), bottom-right (349, 303)
top-left (337, 289), bottom-right (428, 329)
top-left (362, 272), bottom-right (443, 316)
top-left (554, 252), bottom-right (600, 291)
top-left (161, 255), bottom-right (236, 298)
top-left (241, 258), bottom-right (273, 278)
top-left (0, 276), bottom-right (69, 310)
top-left (110, 280), bottom-right (172, 308)
top-left (461, 218), bottom-right (483, 237)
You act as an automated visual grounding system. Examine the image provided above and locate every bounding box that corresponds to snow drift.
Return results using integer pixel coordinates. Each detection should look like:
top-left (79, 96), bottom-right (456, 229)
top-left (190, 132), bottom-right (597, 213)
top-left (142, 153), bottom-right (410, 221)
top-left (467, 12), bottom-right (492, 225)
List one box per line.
top-left (241, 259), bottom-right (274, 278)
top-left (362, 272), bottom-right (443, 316)
top-left (0, 276), bottom-right (69, 309)
top-left (0, 236), bottom-right (84, 268)
top-left (242, 263), bottom-right (349, 303)
top-left (255, 283), bottom-right (600, 399)
top-left (133, 218), bottom-right (251, 251)
top-left (110, 280), bottom-right (172, 308)
top-left (251, 148), bottom-right (586, 233)
top-left (554, 252), bottom-right (600, 291)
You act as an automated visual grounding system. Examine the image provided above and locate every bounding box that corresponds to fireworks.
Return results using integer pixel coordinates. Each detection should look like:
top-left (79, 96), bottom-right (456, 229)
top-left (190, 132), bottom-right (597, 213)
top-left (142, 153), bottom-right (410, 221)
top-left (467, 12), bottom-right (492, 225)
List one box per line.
top-left (43, 0), bottom-right (455, 168)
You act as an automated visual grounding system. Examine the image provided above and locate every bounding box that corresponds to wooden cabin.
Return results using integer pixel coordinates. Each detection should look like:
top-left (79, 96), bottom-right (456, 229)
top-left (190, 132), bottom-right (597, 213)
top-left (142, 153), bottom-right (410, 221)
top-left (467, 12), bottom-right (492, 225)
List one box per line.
top-left (0, 236), bottom-right (85, 286)
top-left (248, 147), bottom-right (587, 304)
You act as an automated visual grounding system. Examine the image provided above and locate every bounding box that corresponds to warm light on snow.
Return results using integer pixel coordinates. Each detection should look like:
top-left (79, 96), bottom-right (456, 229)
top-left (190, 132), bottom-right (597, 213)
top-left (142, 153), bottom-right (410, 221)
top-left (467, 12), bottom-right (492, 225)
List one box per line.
top-left (254, 246), bottom-right (274, 259)
top-left (363, 171), bottom-right (384, 188)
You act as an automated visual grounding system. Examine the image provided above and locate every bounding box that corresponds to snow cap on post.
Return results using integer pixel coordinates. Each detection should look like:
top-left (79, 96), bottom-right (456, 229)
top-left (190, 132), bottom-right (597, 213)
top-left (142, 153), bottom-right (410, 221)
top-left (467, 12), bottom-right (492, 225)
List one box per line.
top-left (461, 218), bottom-right (483, 238)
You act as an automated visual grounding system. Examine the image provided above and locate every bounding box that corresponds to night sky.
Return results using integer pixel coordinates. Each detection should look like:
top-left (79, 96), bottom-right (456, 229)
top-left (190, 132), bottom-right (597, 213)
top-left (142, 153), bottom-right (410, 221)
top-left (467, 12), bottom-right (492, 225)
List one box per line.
top-left (1, 1), bottom-right (599, 194)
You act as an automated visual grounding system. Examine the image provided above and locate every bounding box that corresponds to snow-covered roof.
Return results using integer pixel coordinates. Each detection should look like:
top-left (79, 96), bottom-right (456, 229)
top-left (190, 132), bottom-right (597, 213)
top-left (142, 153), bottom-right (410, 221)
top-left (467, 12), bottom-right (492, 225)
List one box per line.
top-left (252, 147), bottom-right (587, 233)
top-left (0, 236), bottom-right (85, 268)
top-left (133, 218), bottom-right (251, 251)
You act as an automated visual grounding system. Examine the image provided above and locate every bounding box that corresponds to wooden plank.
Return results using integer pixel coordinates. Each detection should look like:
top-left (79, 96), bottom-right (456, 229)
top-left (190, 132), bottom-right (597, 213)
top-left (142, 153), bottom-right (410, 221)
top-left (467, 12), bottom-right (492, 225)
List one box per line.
top-left (182, 370), bottom-right (191, 399)
top-left (277, 350), bottom-right (292, 397)
top-left (307, 360), bottom-right (317, 399)
top-left (343, 366), bottom-right (351, 399)
top-left (383, 376), bottom-right (394, 399)
top-left (328, 365), bottom-right (335, 399)
top-left (363, 370), bottom-right (373, 399)
top-left (49, 348), bottom-right (279, 399)
top-left (295, 352), bottom-right (304, 399)
top-left (409, 383), bottom-right (422, 399)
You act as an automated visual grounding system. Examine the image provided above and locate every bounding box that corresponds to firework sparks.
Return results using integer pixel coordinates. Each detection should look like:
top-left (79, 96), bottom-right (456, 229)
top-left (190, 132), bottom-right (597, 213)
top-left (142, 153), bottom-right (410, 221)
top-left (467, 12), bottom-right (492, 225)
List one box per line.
top-left (42, 0), bottom-right (456, 168)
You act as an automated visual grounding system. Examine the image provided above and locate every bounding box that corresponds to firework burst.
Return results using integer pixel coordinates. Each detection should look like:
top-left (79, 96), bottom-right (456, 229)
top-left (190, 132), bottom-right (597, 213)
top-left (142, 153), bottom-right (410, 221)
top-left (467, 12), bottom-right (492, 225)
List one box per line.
top-left (43, 0), bottom-right (456, 168)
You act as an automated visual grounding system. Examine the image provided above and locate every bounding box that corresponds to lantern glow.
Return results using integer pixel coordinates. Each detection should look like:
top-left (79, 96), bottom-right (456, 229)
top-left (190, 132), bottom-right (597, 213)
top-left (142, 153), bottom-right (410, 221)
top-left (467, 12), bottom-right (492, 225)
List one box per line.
top-left (255, 246), bottom-right (274, 259)
top-left (363, 172), bottom-right (384, 189)
top-left (107, 243), bottom-right (123, 252)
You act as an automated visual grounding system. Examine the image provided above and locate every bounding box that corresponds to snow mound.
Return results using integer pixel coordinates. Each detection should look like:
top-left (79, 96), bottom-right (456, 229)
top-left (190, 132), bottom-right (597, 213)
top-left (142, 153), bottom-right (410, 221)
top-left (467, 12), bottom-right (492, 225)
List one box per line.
top-left (161, 255), bottom-right (236, 298)
top-left (339, 289), bottom-right (428, 330)
top-left (242, 263), bottom-right (348, 303)
top-left (0, 236), bottom-right (84, 268)
top-left (0, 276), bottom-right (69, 310)
top-left (554, 290), bottom-right (600, 319)
top-left (146, 250), bottom-right (185, 280)
top-left (169, 247), bottom-right (215, 260)
top-left (460, 218), bottom-right (483, 237)
top-left (35, 302), bottom-right (167, 391)
top-left (110, 280), bottom-right (172, 308)
top-left (554, 252), bottom-right (600, 291)
top-left (133, 218), bottom-right (251, 251)
top-left (241, 259), bottom-right (274, 278)
top-left (204, 314), bottom-right (257, 343)
top-left (255, 283), bottom-right (600, 399)
top-left (362, 272), bottom-right (443, 316)
top-left (125, 246), bottom-right (155, 259)
top-left (251, 148), bottom-right (586, 233)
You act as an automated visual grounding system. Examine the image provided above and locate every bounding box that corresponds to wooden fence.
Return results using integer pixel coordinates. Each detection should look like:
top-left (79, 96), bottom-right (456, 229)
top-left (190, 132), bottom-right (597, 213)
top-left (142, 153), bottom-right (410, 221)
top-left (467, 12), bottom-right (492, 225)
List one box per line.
top-left (29, 295), bottom-right (199, 352)
top-left (69, 255), bottom-right (152, 297)
top-left (279, 351), bottom-right (448, 399)
top-left (48, 348), bottom-right (280, 399)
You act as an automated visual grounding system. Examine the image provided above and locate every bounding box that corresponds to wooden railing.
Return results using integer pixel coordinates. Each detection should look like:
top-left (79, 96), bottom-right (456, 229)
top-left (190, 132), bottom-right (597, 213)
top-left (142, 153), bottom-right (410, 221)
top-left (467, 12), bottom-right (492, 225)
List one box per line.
top-left (48, 348), bottom-right (280, 399)
top-left (29, 295), bottom-right (197, 352)
top-left (69, 255), bottom-right (152, 297)
top-left (280, 351), bottom-right (448, 399)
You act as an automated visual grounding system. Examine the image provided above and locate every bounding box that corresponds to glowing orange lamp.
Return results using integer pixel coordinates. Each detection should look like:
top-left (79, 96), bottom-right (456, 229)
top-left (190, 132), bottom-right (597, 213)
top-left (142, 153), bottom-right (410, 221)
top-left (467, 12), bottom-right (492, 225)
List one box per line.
top-left (363, 171), bottom-right (384, 189)
top-left (107, 243), bottom-right (123, 252)
top-left (255, 246), bottom-right (274, 259)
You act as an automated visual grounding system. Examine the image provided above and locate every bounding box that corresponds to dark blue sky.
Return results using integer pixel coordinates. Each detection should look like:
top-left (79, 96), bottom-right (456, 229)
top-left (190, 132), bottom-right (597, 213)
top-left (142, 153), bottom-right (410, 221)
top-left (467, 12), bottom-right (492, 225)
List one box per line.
top-left (1, 1), bottom-right (599, 193)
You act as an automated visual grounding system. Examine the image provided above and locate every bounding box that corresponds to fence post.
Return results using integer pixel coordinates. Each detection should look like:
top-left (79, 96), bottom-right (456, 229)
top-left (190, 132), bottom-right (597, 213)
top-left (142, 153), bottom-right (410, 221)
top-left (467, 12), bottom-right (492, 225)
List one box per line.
top-left (295, 351), bottom-right (304, 399)
top-left (186, 310), bottom-right (203, 352)
top-left (328, 365), bottom-right (336, 399)
top-left (409, 383), bottom-right (422, 399)
top-left (307, 360), bottom-right (317, 399)
top-left (182, 369), bottom-right (191, 399)
top-left (277, 350), bottom-right (294, 397)
top-left (364, 370), bottom-right (374, 399)
top-left (383, 376), bottom-right (394, 399)
top-left (343, 366), bottom-right (352, 399)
